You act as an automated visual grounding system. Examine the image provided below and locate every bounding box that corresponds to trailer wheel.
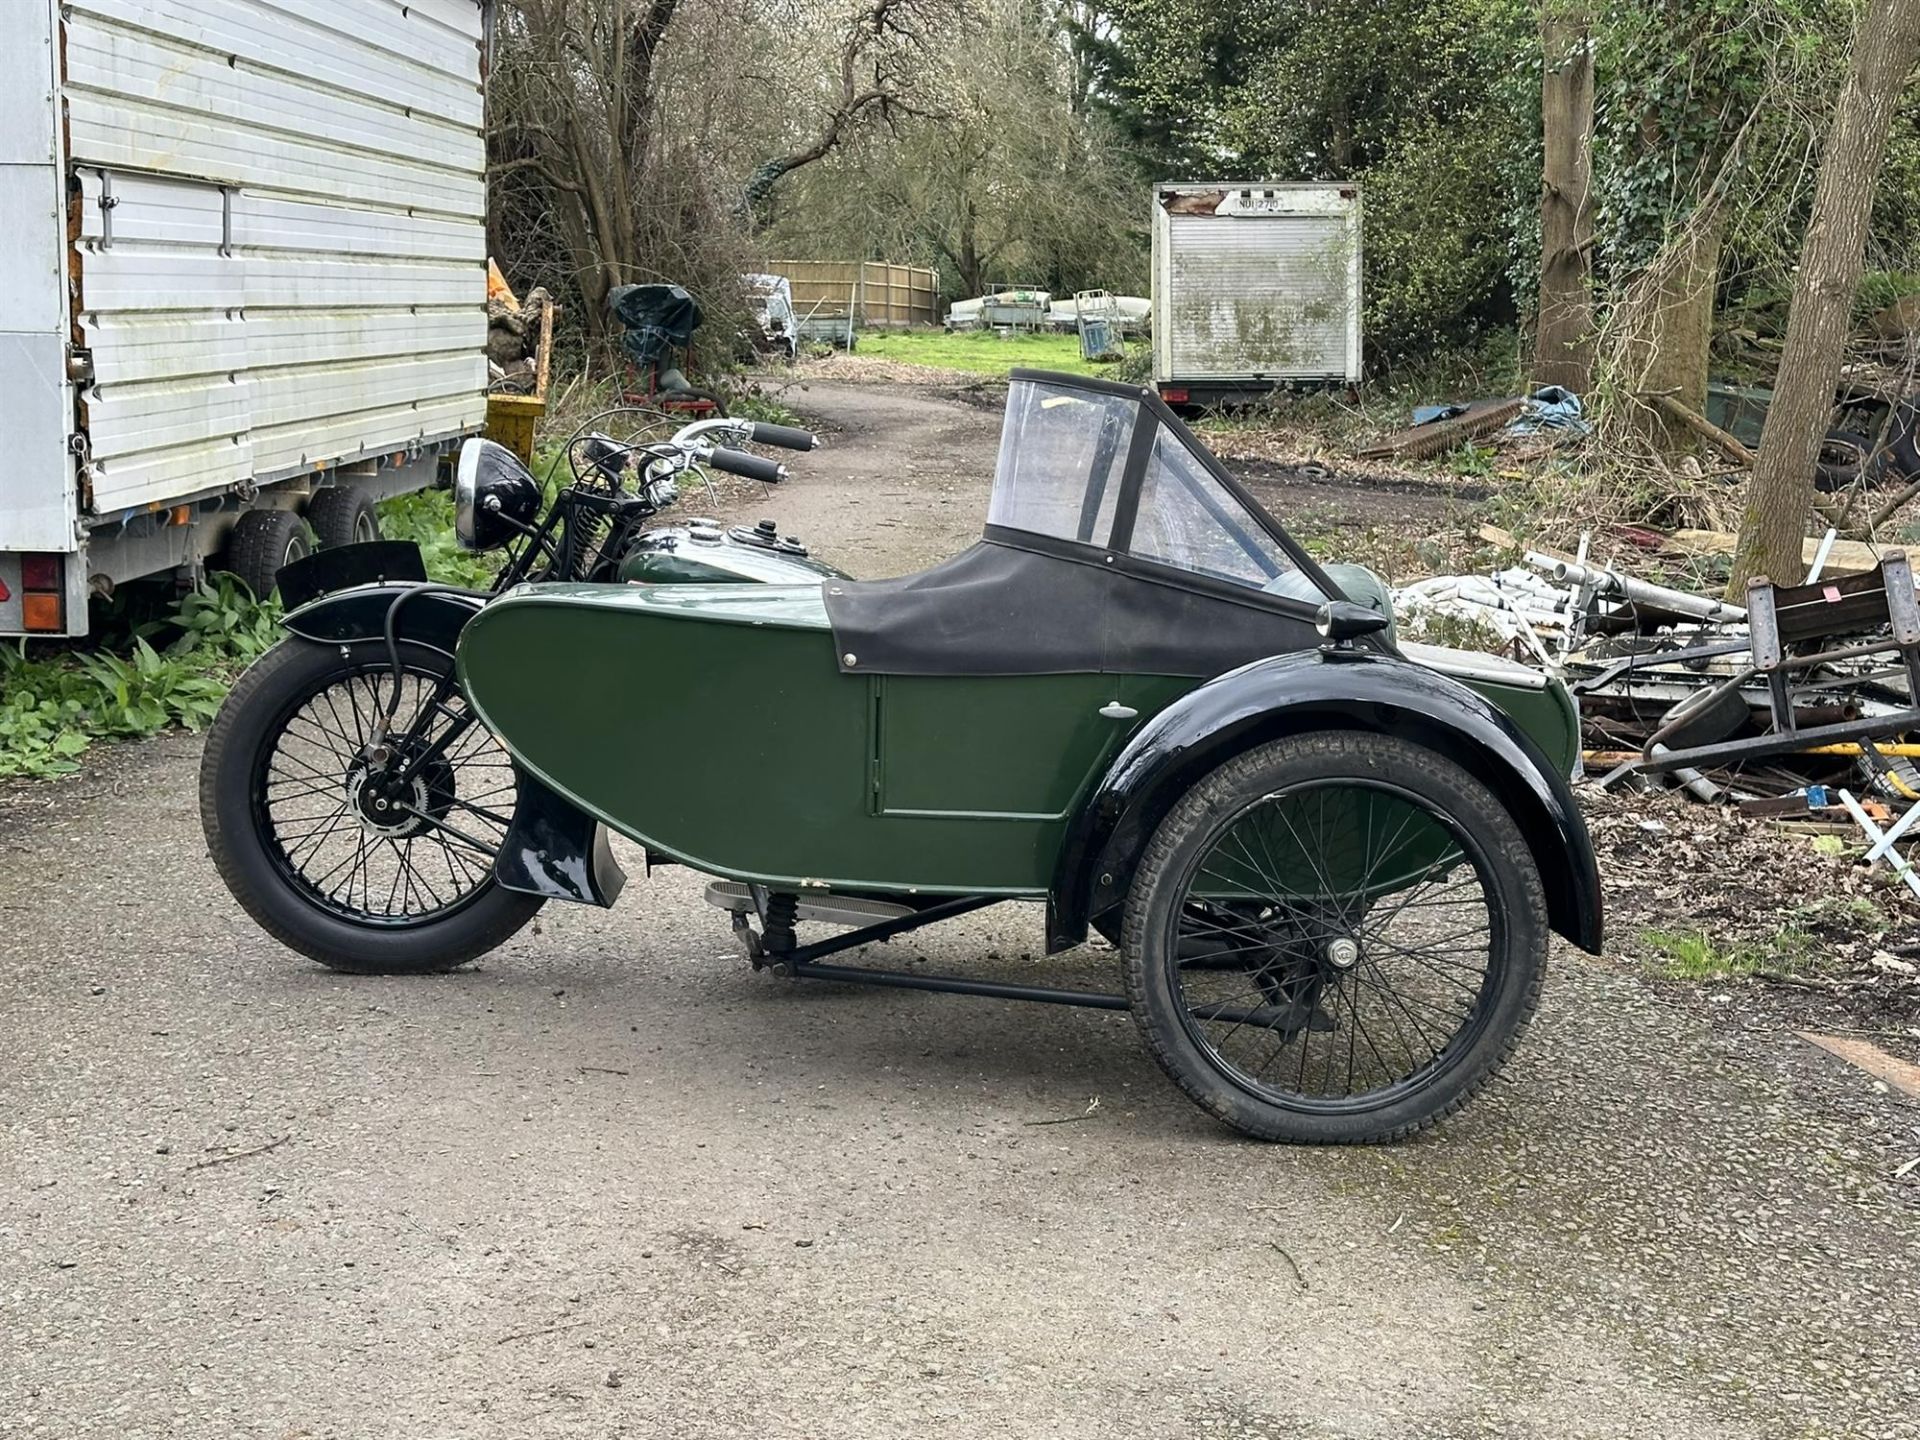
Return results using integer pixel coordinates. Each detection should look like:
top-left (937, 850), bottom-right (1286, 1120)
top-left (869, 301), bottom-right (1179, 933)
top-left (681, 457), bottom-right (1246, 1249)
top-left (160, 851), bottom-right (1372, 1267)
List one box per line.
top-left (223, 509), bottom-right (314, 601)
top-left (305, 485), bottom-right (382, 549)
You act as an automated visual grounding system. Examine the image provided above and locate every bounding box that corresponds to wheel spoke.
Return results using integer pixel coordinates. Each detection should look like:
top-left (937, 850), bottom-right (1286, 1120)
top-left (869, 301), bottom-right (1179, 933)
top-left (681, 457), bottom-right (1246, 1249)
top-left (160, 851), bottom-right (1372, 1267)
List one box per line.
top-left (255, 657), bottom-right (517, 926)
top-left (1166, 771), bottom-right (1506, 1110)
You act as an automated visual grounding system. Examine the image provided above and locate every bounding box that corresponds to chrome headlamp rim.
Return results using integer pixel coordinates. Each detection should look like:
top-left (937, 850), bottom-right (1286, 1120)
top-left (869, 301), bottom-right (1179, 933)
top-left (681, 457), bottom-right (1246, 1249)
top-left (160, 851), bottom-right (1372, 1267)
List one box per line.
top-left (453, 438), bottom-right (483, 550)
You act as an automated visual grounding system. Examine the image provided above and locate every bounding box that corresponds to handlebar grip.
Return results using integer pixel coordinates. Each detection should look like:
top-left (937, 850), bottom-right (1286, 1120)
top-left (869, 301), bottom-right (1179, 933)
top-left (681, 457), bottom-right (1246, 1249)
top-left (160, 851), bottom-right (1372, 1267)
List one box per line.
top-left (709, 447), bottom-right (787, 484)
top-left (746, 421), bottom-right (817, 451)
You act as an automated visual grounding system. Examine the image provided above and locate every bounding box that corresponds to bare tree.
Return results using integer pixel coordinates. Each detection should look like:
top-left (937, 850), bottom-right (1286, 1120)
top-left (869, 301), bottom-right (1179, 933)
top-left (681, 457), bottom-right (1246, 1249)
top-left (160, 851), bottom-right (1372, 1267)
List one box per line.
top-left (491, 0), bottom-right (686, 338)
top-left (1533, 1), bottom-right (1594, 392)
top-left (739, 0), bottom-right (955, 222)
top-left (1730, 0), bottom-right (1920, 591)
top-left (761, 0), bottom-right (1143, 298)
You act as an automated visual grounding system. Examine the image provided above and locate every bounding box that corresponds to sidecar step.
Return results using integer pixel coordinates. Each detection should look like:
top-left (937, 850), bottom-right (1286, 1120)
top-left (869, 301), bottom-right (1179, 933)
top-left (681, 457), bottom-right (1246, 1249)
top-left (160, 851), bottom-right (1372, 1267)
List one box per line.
top-left (703, 881), bottom-right (914, 930)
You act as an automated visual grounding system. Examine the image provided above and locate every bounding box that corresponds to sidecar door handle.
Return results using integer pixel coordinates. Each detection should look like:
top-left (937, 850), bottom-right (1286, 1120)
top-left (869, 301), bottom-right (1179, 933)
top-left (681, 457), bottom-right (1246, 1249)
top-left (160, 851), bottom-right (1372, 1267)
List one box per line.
top-left (1098, 701), bottom-right (1139, 720)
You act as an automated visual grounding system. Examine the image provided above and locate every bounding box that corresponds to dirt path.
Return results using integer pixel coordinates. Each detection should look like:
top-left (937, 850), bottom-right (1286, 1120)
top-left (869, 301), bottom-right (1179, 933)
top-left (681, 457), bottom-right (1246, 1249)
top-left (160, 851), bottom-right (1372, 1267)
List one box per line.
top-left (3, 381), bottom-right (1918, 1440)
top-left (700, 379), bottom-right (999, 577)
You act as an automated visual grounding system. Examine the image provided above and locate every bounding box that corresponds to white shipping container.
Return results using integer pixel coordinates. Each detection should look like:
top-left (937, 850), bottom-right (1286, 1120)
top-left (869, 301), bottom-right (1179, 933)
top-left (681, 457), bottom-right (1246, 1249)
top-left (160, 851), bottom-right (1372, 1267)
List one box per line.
top-left (0, 0), bottom-right (490, 636)
top-left (1151, 182), bottom-right (1363, 405)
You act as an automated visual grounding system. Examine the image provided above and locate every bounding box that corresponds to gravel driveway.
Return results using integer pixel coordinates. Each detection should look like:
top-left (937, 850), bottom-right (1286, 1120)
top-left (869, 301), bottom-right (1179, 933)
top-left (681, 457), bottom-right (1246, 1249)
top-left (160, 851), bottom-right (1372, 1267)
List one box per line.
top-left (2, 380), bottom-right (1916, 1440)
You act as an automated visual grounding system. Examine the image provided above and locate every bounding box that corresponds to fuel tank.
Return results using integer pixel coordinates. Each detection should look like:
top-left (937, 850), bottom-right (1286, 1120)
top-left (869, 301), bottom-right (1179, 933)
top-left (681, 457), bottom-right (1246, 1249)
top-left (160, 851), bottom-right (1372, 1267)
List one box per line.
top-left (620, 518), bottom-right (847, 585)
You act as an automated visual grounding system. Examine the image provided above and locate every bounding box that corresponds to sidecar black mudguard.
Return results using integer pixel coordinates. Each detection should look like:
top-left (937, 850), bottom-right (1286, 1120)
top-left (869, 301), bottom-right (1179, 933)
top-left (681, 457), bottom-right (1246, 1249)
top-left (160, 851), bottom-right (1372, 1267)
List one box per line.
top-left (1047, 648), bottom-right (1604, 956)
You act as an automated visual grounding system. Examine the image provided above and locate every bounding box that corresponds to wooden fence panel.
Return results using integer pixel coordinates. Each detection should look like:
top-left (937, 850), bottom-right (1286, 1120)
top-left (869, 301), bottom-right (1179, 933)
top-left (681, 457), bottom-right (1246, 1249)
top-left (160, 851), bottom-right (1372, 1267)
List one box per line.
top-left (770, 260), bottom-right (938, 326)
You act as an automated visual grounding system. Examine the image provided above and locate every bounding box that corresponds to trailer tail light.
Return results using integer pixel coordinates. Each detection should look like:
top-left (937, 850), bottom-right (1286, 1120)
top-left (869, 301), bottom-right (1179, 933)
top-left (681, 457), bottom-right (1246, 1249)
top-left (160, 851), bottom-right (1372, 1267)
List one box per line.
top-left (20, 554), bottom-right (60, 591)
top-left (19, 553), bottom-right (65, 632)
top-left (1159, 387), bottom-right (1189, 405)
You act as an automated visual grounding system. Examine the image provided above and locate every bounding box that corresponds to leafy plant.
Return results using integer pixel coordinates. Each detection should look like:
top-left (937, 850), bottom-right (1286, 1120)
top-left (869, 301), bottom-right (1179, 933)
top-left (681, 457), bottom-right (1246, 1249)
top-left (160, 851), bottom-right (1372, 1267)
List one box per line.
top-left (1, 572), bottom-right (310, 780)
top-left (0, 628), bottom-right (229, 779)
top-left (376, 487), bottom-right (503, 589)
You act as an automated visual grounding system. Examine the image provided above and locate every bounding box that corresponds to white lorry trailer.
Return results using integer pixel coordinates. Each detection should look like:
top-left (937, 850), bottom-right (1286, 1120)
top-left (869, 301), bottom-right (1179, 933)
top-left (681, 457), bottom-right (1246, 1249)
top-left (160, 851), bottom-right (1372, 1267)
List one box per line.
top-left (0, 0), bottom-right (492, 637)
top-left (1150, 182), bottom-right (1363, 409)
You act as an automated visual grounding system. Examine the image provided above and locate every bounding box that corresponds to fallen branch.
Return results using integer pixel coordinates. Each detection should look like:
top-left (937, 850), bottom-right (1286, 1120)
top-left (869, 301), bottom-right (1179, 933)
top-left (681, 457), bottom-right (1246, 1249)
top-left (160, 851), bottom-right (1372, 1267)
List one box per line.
top-left (1870, 472), bottom-right (1920, 530)
top-left (184, 1135), bottom-right (290, 1172)
top-left (1642, 393), bottom-right (1756, 466)
top-left (1269, 1242), bottom-right (1308, 1292)
top-left (495, 1319), bottom-right (592, 1347)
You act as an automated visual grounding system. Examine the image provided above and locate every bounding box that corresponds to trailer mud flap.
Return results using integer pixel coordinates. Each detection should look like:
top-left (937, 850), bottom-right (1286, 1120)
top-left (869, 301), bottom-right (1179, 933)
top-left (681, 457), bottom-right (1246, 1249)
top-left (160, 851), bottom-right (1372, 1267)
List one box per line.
top-left (494, 774), bottom-right (627, 908)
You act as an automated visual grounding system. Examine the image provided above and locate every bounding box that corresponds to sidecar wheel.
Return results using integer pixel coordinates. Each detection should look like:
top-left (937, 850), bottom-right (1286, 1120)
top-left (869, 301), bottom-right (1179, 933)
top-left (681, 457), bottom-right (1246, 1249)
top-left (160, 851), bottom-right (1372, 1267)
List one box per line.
top-left (201, 637), bottom-right (543, 974)
top-left (1122, 731), bottom-right (1548, 1144)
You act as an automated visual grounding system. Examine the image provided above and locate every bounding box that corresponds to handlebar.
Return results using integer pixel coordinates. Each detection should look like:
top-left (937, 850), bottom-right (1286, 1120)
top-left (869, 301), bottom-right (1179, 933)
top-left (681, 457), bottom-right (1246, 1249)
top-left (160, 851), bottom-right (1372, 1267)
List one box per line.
top-left (706, 447), bottom-right (787, 484)
top-left (746, 421), bottom-right (817, 451)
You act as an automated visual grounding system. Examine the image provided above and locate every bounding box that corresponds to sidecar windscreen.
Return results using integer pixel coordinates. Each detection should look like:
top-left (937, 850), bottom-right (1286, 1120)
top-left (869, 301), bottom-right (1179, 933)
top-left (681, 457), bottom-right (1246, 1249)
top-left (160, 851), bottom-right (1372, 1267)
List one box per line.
top-left (824, 372), bottom-right (1342, 679)
top-left (987, 377), bottom-right (1307, 594)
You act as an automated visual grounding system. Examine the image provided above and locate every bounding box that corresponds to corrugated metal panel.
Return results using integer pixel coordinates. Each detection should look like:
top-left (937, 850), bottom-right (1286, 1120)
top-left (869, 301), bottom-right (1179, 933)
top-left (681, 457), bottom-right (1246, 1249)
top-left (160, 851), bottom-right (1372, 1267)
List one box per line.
top-left (73, 0), bottom-right (483, 126)
top-left (1164, 215), bottom-right (1352, 380)
top-left (64, 0), bottom-right (487, 516)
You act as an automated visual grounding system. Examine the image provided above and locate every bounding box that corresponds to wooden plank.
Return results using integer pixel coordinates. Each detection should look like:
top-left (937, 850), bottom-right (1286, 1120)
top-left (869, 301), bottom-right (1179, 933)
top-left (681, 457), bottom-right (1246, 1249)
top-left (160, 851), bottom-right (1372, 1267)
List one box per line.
top-left (1799, 1033), bottom-right (1920, 1099)
top-left (1477, 523), bottom-right (1578, 563)
top-left (1667, 529), bottom-right (1887, 575)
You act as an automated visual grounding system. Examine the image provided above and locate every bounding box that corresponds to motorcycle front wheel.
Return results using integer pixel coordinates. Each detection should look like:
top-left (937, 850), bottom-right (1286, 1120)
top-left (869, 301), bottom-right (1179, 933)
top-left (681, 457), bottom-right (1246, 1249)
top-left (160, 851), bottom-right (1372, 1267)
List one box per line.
top-left (200, 637), bottom-right (543, 973)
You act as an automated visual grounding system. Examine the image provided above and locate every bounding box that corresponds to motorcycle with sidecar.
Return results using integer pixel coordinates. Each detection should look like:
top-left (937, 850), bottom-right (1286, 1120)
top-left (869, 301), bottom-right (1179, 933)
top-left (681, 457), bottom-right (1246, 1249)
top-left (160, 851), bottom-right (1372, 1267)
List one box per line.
top-left (201, 371), bottom-right (1601, 1143)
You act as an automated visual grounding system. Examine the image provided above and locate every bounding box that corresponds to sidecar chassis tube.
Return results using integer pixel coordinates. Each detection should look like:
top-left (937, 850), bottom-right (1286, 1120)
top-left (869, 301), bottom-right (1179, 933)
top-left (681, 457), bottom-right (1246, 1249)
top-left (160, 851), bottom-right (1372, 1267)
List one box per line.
top-left (772, 896), bottom-right (1277, 1021)
top-left (768, 895), bottom-right (1126, 1009)
top-left (787, 960), bottom-right (1131, 1011)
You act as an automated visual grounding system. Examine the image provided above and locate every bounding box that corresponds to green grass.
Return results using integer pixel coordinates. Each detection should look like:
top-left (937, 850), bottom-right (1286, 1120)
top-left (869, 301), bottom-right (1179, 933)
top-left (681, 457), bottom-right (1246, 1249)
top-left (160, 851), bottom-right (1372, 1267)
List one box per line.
top-left (0, 576), bottom-right (280, 779)
top-left (0, 486), bottom-right (485, 781)
top-left (1640, 925), bottom-right (1815, 981)
top-left (852, 328), bottom-right (1120, 378)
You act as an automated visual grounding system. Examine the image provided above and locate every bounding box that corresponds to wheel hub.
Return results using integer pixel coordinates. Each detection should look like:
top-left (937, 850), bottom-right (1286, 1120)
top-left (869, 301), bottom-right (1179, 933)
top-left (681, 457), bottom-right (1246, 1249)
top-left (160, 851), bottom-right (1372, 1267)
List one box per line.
top-left (1324, 936), bottom-right (1361, 970)
top-left (347, 755), bottom-right (455, 838)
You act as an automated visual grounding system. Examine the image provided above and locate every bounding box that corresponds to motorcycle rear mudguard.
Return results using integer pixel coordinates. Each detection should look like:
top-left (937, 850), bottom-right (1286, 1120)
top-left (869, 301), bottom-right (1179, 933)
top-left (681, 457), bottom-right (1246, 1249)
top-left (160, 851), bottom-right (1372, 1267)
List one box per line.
top-left (280, 578), bottom-right (628, 910)
top-left (280, 578), bottom-right (486, 661)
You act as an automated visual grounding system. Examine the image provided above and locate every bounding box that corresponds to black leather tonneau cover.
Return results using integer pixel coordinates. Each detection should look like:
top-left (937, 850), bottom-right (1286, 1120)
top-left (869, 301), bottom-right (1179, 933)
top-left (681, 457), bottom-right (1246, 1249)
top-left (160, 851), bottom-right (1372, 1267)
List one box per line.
top-left (822, 537), bottom-right (1323, 678)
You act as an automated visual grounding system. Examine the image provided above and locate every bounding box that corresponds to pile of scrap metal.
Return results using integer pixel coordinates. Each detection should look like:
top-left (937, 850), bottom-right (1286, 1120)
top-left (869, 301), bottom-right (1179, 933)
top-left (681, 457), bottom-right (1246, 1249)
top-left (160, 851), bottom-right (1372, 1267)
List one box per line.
top-left (1398, 535), bottom-right (1920, 887)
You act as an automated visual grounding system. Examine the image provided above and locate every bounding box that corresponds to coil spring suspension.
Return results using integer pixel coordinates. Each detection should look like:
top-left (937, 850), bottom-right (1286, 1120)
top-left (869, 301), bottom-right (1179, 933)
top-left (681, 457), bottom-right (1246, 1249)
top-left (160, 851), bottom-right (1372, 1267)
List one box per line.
top-left (762, 892), bottom-right (800, 964)
top-left (569, 512), bottom-right (611, 579)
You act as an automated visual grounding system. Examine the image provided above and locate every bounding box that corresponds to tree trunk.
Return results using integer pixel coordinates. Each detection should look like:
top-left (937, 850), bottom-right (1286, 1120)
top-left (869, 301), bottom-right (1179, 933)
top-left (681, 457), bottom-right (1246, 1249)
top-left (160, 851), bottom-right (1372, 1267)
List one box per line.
top-left (1729, 0), bottom-right (1920, 592)
top-left (1533, 2), bottom-right (1595, 393)
top-left (1329, 95), bottom-right (1353, 175)
top-left (959, 197), bottom-right (984, 297)
top-left (1631, 211), bottom-right (1723, 457)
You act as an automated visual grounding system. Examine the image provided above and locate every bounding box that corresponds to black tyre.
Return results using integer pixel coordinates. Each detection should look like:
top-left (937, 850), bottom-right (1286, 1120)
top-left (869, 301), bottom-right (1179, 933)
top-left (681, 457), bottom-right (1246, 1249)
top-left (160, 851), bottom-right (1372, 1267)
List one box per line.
top-left (1122, 731), bottom-right (1549, 1143)
top-left (305, 485), bottom-right (382, 549)
top-left (1815, 431), bottom-right (1869, 492)
top-left (200, 636), bottom-right (542, 973)
top-left (222, 509), bottom-right (313, 601)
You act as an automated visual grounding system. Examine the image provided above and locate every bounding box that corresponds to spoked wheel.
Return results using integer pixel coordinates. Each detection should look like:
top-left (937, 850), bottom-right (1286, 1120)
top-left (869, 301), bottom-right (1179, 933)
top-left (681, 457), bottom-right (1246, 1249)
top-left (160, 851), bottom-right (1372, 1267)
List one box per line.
top-left (1123, 731), bottom-right (1548, 1143)
top-left (200, 637), bottom-right (543, 972)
